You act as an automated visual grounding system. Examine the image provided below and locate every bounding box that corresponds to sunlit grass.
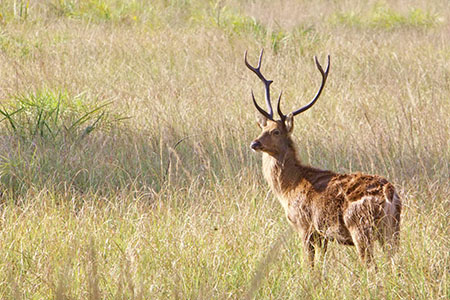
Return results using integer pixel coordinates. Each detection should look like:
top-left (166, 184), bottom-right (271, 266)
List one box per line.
top-left (330, 1), bottom-right (443, 29)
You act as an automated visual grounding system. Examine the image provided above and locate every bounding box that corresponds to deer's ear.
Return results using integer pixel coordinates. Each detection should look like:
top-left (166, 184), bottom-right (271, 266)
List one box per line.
top-left (285, 113), bottom-right (294, 133)
top-left (256, 114), bottom-right (268, 128)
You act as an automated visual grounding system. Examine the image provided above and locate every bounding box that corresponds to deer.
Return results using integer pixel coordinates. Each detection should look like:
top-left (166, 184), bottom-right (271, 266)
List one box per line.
top-left (245, 50), bottom-right (402, 266)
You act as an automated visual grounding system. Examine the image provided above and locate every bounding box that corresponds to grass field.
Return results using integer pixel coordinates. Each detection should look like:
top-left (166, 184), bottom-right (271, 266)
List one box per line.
top-left (0, 0), bottom-right (449, 299)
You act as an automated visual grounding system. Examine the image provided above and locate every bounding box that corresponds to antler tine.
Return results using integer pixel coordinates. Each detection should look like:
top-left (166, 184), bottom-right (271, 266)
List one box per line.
top-left (251, 90), bottom-right (272, 120)
top-left (245, 49), bottom-right (274, 119)
top-left (291, 55), bottom-right (330, 116)
top-left (276, 91), bottom-right (286, 122)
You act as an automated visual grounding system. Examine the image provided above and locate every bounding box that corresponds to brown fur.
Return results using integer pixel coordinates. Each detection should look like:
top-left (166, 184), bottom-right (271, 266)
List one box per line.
top-left (252, 118), bottom-right (402, 266)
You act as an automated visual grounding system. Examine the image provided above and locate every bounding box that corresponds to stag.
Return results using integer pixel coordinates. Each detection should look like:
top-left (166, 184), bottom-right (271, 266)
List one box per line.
top-left (245, 50), bottom-right (401, 266)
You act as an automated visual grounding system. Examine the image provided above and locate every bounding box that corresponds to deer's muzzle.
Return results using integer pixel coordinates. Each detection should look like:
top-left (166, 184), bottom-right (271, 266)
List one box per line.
top-left (250, 140), bottom-right (262, 151)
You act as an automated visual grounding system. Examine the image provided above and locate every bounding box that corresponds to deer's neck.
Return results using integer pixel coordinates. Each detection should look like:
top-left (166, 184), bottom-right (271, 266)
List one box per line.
top-left (262, 147), bottom-right (304, 196)
top-left (261, 146), bottom-right (334, 200)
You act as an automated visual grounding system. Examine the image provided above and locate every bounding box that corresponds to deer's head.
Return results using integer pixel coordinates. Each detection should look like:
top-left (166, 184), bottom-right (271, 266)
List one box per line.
top-left (245, 50), bottom-right (330, 157)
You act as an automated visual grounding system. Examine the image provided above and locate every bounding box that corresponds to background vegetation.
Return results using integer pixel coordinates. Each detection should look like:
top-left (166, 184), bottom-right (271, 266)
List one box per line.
top-left (0, 0), bottom-right (448, 298)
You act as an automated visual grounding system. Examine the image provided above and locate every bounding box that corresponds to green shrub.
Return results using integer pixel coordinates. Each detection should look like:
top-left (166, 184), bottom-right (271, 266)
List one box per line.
top-left (0, 90), bottom-right (122, 140)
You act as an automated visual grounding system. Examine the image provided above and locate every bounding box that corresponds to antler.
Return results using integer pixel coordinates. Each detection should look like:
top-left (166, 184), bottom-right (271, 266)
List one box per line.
top-left (278, 55), bottom-right (331, 120)
top-left (245, 51), bottom-right (330, 122)
top-left (244, 49), bottom-right (276, 120)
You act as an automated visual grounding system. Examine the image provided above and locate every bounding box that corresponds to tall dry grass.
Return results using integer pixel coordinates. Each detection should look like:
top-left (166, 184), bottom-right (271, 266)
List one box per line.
top-left (0, 0), bottom-right (448, 299)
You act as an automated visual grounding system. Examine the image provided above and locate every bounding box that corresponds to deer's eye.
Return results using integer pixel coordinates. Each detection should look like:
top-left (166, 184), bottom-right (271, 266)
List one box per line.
top-left (272, 130), bottom-right (281, 136)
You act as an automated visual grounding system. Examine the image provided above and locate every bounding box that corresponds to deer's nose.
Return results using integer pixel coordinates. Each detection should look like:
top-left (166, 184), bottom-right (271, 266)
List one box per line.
top-left (250, 140), bottom-right (262, 151)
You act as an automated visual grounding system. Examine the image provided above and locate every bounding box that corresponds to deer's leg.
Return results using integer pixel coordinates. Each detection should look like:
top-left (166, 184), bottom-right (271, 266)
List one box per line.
top-left (379, 193), bottom-right (401, 257)
top-left (313, 234), bottom-right (328, 267)
top-left (381, 219), bottom-right (400, 257)
top-left (310, 232), bottom-right (327, 254)
top-left (377, 218), bottom-right (395, 256)
top-left (391, 219), bottom-right (400, 253)
top-left (349, 225), bottom-right (374, 265)
top-left (316, 235), bottom-right (328, 254)
top-left (301, 232), bottom-right (316, 267)
top-left (318, 236), bottom-right (328, 259)
top-left (389, 193), bottom-right (402, 254)
top-left (344, 197), bottom-right (377, 265)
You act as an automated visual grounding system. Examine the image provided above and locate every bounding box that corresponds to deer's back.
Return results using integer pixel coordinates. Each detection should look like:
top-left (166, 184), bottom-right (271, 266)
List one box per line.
top-left (286, 171), bottom-right (395, 245)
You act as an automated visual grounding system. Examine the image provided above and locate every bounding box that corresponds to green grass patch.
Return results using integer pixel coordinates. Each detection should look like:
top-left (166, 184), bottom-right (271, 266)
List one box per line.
top-left (0, 90), bottom-right (121, 140)
top-left (331, 2), bottom-right (442, 29)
